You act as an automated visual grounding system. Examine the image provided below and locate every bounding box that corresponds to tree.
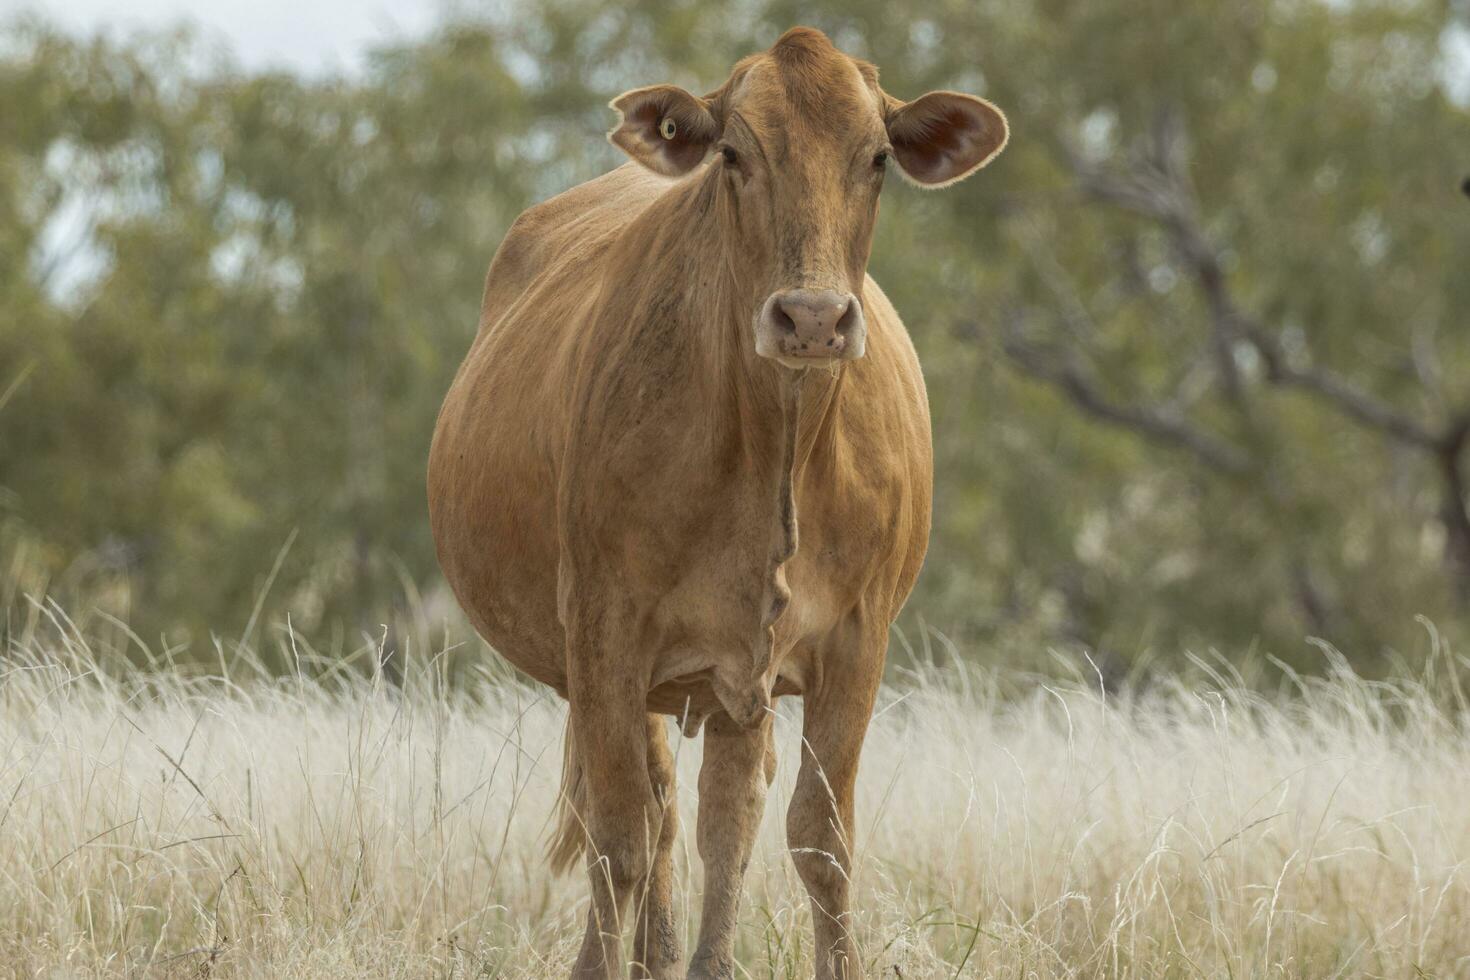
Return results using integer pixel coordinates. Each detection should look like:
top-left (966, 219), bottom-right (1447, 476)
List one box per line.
top-left (3, 1), bottom-right (1468, 673)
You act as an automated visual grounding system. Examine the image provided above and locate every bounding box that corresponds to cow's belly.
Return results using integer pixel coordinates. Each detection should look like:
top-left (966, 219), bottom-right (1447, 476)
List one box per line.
top-left (441, 489), bottom-right (567, 691)
top-left (439, 486), bottom-right (886, 715)
top-left (429, 358), bottom-right (570, 692)
top-left (435, 351), bottom-right (922, 715)
top-left (442, 491), bottom-right (900, 718)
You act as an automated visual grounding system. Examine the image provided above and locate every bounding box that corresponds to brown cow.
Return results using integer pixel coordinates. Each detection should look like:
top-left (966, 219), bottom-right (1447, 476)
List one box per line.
top-left (427, 27), bottom-right (1007, 980)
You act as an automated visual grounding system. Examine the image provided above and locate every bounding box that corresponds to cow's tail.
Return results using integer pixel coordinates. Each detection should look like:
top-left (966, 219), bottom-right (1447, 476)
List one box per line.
top-left (547, 713), bottom-right (588, 875)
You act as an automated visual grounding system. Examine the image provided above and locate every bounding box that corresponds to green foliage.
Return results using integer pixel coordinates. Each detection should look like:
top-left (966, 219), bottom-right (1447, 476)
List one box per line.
top-left (1, 2), bottom-right (1467, 671)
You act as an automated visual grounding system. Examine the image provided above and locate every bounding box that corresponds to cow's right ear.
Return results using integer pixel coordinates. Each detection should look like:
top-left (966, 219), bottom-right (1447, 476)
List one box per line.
top-left (608, 85), bottom-right (721, 177)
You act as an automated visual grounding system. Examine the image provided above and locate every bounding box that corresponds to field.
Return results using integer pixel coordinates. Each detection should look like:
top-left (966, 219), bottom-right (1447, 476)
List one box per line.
top-left (3, 612), bottom-right (1469, 978)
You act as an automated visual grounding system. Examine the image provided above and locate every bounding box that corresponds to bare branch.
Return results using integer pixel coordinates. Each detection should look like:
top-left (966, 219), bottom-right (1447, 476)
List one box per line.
top-left (1077, 111), bottom-right (1450, 452)
top-left (1003, 333), bottom-right (1252, 475)
top-left (1060, 110), bottom-right (1470, 606)
top-left (1246, 327), bottom-right (1442, 448)
top-left (1077, 111), bottom-right (1257, 416)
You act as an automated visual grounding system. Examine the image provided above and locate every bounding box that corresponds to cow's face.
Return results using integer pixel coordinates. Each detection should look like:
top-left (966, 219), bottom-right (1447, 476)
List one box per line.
top-left (608, 27), bottom-right (1008, 369)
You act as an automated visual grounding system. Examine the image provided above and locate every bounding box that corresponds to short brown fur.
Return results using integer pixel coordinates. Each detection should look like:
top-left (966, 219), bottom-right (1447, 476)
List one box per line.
top-left (428, 27), bottom-right (1007, 980)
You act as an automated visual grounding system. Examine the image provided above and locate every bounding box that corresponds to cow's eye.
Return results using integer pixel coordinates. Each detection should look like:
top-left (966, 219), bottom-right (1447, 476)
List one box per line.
top-left (873, 150), bottom-right (889, 170)
top-left (720, 145), bottom-right (739, 167)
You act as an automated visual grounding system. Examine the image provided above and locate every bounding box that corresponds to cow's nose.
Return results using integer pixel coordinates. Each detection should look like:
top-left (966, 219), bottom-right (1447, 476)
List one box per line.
top-left (755, 288), bottom-right (866, 362)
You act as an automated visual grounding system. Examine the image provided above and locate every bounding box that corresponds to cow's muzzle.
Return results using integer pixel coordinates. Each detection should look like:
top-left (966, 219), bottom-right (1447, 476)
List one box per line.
top-left (754, 288), bottom-right (866, 367)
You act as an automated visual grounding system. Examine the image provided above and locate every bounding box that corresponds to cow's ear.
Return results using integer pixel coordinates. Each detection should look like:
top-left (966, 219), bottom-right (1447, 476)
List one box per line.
top-left (883, 90), bottom-right (1008, 188)
top-left (608, 84), bottom-right (721, 176)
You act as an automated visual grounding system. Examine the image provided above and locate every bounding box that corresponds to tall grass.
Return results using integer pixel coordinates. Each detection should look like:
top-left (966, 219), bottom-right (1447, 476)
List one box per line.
top-left (2, 605), bottom-right (1468, 977)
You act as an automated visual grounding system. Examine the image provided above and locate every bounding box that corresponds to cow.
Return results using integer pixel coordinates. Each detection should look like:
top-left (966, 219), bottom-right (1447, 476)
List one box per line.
top-left (427, 26), bottom-right (1007, 980)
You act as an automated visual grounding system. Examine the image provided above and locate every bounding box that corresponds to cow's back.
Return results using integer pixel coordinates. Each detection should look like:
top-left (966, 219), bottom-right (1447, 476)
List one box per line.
top-left (428, 164), bottom-right (675, 688)
top-left (473, 164), bottom-right (674, 330)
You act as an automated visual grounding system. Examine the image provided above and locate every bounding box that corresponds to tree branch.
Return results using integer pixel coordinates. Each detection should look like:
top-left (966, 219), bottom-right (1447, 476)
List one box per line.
top-left (1246, 327), bottom-right (1442, 448)
top-left (1057, 113), bottom-right (1470, 606)
top-left (1076, 111), bottom-right (1452, 453)
top-left (1003, 332), bottom-right (1252, 475)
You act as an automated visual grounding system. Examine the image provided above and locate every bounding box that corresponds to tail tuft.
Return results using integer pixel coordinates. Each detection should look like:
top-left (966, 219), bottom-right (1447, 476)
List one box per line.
top-left (546, 713), bottom-right (588, 874)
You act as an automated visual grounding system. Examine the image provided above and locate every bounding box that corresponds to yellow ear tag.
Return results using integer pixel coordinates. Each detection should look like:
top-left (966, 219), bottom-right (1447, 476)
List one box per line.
top-left (659, 117), bottom-right (677, 140)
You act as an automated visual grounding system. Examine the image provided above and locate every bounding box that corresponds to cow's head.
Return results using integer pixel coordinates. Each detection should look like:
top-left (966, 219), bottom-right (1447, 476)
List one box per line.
top-left (608, 27), bottom-right (1008, 369)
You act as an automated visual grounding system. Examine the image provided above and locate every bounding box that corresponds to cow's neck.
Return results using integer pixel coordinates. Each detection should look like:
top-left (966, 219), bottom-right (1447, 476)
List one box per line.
top-left (622, 171), bottom-right (847, 519)
top-left (689, 174), bottom-right (841, 702)
top-left (618, 169), bottom-right (850, 712)
top-left (659, 176), bottom-right (838, 462)
top-left (684, 173), bottom-right (845, 586)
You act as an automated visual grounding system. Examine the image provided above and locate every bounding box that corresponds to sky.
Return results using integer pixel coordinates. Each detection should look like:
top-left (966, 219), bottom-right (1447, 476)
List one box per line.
top-left (0, 0), bottom-right (445, 74)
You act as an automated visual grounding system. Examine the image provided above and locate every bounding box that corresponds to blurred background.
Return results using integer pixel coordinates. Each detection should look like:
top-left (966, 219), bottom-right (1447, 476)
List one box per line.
top-left (2, 0), bottom-right (1468, 678)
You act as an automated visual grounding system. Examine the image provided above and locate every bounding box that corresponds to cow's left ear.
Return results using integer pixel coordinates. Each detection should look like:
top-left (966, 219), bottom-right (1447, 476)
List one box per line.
top-left (609, 84), bottom-right (721, 177)
top-left (883, 90), bottom-right (1008, 188)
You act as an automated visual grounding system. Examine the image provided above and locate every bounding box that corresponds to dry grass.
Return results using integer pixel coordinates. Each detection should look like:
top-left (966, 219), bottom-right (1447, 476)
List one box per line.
top-left (3, 610), bottom-right (1469, 978)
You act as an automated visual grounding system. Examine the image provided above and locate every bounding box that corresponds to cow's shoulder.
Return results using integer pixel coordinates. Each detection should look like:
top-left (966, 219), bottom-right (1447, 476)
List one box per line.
top-left (479, 164), bottom-right (677, 321)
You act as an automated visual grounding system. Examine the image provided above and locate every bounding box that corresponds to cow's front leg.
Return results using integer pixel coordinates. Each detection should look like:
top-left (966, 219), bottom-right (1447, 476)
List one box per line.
top-left (787, 623), bottom-right (884, 980)
top-left (687, 712), bottom-right (775, 979)
top-left (632, 714), bottom-right (682, 980)
top-left (567, 609), bottom-right (665, 980)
